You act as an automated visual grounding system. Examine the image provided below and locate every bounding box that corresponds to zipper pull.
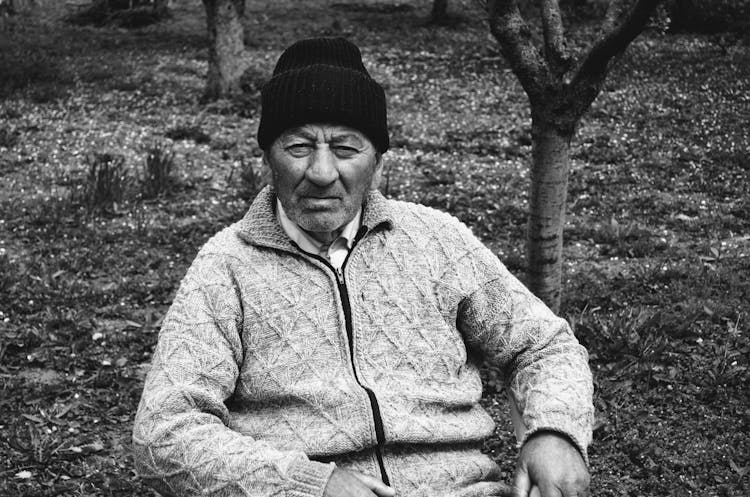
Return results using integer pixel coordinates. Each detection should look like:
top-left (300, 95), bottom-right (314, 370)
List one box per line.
top-left (335, 265), bottom-right (344, 284)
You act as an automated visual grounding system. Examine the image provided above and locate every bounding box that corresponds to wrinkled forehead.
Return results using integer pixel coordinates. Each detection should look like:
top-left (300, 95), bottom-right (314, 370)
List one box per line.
top-left (277, 123), bottom-right (373, 146)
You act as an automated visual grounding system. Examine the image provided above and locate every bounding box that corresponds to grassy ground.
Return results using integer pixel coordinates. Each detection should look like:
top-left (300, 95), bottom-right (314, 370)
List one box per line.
top-left (1, 1), bottom-right (749, 496)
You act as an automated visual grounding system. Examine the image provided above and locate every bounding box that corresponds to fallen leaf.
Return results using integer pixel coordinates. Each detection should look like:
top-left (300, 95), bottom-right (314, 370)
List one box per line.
top-left (674, 213), bottom-right (697, 222)
top-left (15, 470), bottom-right (32, 479)
top-left (729, 459), bottom-right (748, 477)
top-left (21, 413), bottom-right (45, 424)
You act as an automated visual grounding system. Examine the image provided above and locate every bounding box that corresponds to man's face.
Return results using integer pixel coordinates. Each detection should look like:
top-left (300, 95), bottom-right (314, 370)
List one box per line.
top-left (264, 123), bottom-right (383, 240)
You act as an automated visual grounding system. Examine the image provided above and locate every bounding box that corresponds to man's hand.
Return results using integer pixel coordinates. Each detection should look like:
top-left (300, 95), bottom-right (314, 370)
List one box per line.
top-left (512, 431), bottom-right (590, 497)
top-left (323, 467), bottom-right (396, 497)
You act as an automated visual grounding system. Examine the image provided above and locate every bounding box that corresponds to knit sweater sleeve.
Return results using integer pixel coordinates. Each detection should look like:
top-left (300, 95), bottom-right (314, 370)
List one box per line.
top-left (132, 251), bottom-right (334, 497)
top-left (457, 249), bottom-right (594, 461)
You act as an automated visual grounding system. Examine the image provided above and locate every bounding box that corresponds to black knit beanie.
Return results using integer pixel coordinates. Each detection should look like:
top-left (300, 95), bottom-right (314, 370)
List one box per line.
top-left (257, 37), bottom-right (389, 153)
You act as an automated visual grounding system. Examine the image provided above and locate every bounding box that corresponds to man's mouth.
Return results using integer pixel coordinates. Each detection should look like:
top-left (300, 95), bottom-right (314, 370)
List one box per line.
top-left (301, 196), bottom-right (340, 208)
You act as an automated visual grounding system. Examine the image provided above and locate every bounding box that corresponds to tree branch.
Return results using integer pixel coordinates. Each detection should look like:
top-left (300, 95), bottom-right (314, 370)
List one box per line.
top-left (601, 0), bottom-right (629, 35)
top-left (486, 0), bottom-right (551, 103)
top-left (568, 0), bottom-right (662, 116)
top-left (540, 0), bottom-right (569, 75)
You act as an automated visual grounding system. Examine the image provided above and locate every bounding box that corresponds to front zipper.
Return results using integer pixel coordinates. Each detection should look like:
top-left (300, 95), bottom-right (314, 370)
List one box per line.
top-left (311, 237), bottom-right (390, 486)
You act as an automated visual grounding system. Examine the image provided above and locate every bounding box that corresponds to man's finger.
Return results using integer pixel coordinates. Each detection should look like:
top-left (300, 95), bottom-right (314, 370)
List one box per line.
top-left (529, 486), bottom-right (542, 497)
top-left (353, 472), bottom-right (396, 497)
top-left (511, 467), bottom-right (531, 497)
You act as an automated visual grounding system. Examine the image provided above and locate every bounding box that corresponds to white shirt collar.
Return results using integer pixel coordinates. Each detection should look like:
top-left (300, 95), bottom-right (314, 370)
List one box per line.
top-left (276, 199), bottom-right (361, 268)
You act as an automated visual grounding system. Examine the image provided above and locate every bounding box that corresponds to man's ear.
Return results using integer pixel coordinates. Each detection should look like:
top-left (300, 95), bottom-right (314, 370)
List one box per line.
top-left (369, 153), bottom-right (384, 190)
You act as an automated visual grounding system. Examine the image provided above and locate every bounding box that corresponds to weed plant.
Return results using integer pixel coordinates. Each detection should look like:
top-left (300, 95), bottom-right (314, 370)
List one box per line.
top-left (236, 158), bottom-right (267, 201)
top-left (7, 424), bottom-right (66, 465)
top-left (81, 152), bottom-right (127, 213)
top-left (141, 143), bottom-right (176, 199)
top-left (0, 250), bottom-right (17, 294)
top-left (0, 126), bottom-right (19, 148)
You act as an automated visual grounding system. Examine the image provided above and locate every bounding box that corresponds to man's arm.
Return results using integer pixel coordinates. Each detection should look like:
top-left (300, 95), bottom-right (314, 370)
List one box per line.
top-left (458, 259), bottom-right (594, 497)
top-left (132, 253), bottom-right (334, 497)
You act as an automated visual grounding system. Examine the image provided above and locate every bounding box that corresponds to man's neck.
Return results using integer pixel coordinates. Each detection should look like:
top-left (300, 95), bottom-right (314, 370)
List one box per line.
top-left (306, 228), bottom-right (341, 245)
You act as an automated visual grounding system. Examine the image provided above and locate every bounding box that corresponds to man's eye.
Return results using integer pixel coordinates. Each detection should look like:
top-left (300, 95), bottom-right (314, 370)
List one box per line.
top-left (333, 146), bottom-right (359, 157)
top-left (286, 144), bottom-right (313, 155)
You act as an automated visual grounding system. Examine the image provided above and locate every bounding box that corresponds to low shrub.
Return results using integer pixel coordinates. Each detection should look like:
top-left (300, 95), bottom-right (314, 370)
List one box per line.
top-left (65, 0), bottom-right (169, 28)
top-left (141, 142), bottom-right (176, 199)
top-left (164, 124), bottom-right (211, 144)
top-left (110, 6), bottom-right (168, 29)
top-left (28, 82), bottom-right (69, 103)
top-left (667, 0), bottom-right (750, 33)
top-left (0, 43), bottom-right (71, 99)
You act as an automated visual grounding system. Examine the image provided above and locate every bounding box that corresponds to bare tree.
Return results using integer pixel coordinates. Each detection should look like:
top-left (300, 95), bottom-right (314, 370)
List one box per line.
top-left (202, 0), bottom-right (249, 100)
top-left (485, 0), bottom-right (663, 311)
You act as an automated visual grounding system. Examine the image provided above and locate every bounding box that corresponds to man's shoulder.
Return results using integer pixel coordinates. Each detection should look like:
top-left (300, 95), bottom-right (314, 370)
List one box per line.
top-left (194, 221), bottom-right (254, 263)
top-left (382, 197), bottom-right (473, 237)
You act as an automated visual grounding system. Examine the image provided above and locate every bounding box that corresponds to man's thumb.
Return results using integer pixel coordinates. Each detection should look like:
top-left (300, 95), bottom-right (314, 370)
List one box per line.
top-left (511, 466), bottom-right (531, 497)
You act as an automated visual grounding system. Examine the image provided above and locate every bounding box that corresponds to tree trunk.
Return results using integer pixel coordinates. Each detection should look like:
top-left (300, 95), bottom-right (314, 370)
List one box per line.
top-left (487, 0), bottom-right (663, 310)
top-left (153, 0), bottom-right (168, 15)
top-left (526, 120), bottom-right (572, 313)
top-left (431, 0), bottom-right (448, 21)
top-left (202, 0), bottom-right (248, 100)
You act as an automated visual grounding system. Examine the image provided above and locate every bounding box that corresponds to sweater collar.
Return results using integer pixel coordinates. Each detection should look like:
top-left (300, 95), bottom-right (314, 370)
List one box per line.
top-left (236, 186), bottom-right (394, 250)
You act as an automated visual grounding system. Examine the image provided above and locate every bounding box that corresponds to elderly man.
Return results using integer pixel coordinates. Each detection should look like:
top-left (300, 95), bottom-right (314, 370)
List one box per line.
top-left (133, 37), bottom-right (593, 497)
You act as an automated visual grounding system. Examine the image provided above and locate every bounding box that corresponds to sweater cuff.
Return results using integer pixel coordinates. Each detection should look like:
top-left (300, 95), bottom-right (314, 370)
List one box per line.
top-left (287, 459), bottom-right (336, 497)
top-left (519, 413), bottom-right (592, 466)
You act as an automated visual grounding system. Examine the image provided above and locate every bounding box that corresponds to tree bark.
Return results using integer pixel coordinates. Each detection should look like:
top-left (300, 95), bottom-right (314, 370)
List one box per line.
top-left (202, 0), bottom-right (249, 100)
top-left (431, 0), bottom-right (448, 21)
top-left (153, 0), bottom-right (168, 15)
top-left (527, 120), bottom-right (572, 311)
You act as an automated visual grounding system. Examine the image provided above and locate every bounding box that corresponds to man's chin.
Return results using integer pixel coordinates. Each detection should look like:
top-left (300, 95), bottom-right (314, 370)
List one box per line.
top-left (295, 213), bottom-right (347, 235)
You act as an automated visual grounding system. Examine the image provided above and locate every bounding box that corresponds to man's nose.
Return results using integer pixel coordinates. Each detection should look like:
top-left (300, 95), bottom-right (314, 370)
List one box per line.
top-left (305, 146), bottom-right (338, 186)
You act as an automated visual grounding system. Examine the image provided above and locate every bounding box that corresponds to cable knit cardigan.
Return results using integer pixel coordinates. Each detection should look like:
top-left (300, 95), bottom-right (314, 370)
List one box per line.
top-left (132, 186), bottom-right (593, 497)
